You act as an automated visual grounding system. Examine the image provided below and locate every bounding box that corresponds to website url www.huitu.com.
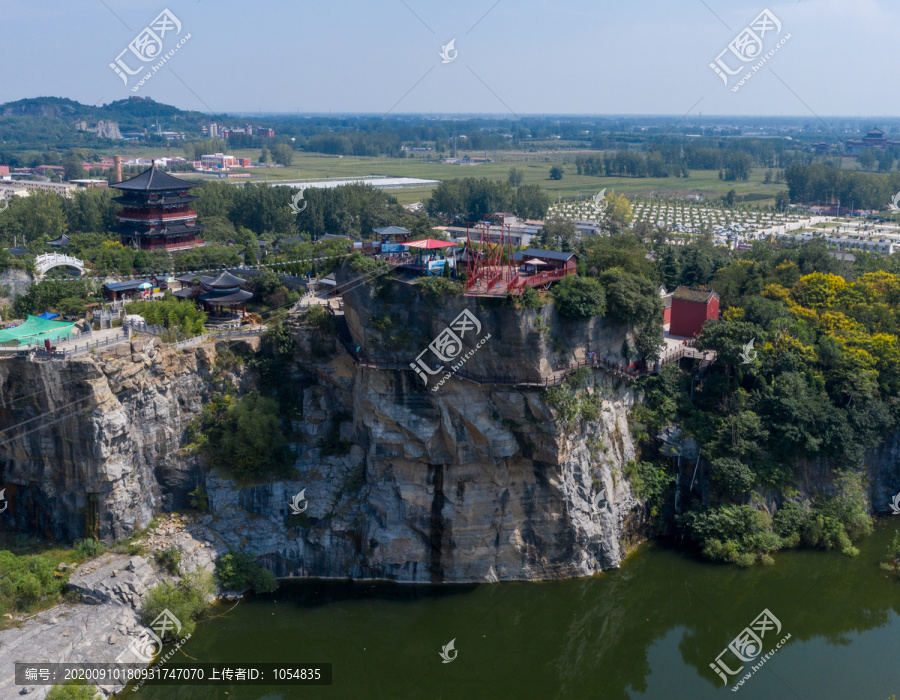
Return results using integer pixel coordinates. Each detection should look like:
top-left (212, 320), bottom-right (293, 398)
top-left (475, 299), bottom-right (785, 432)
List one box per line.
top-left (731, 34), bottom-right (791, 93)
top-left (731, 633), bottom-right (791, 692)
top-left (131, 34), bottom-right (192, 93)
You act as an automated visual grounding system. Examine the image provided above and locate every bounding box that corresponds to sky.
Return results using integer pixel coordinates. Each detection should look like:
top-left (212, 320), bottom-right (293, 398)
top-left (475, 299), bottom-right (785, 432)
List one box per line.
top-left (0, 0), bottom-right (896, 118)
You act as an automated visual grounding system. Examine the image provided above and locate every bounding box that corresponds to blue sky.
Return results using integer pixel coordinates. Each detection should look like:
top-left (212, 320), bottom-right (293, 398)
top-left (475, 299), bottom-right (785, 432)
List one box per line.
top-left (0, 0), bottom-right (895, 117)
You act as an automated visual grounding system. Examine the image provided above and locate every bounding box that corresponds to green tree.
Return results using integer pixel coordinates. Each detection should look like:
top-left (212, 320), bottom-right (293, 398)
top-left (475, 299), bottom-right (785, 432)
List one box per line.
top-left (549, 165), bottom-right (564, 180)
top-left (507, 167), bottom-right (524, 187)
top-left (270, 143), bottom-right (294, 166)
top-left (551, 276), bottom-right (606, 320)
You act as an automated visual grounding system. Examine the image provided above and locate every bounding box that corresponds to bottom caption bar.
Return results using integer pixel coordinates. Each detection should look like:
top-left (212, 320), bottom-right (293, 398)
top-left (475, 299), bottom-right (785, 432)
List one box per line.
top-left (15, 663), bottom-right (332, 685)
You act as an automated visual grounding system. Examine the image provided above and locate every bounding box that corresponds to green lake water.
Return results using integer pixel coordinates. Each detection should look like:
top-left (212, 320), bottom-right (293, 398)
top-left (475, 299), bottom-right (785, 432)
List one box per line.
top-left (136, 522), bottom-right (900, 700)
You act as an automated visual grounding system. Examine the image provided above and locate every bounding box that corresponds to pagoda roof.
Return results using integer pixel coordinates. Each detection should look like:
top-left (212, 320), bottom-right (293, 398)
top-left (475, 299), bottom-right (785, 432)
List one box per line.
top-left (47, 233), bottom-right (71, 248)
top-left (198, 289), bottom-right (253, 304)
top-left (111, 165), bottom-right (199, 192)
top-left (205, 271), bottom-right (247, 289)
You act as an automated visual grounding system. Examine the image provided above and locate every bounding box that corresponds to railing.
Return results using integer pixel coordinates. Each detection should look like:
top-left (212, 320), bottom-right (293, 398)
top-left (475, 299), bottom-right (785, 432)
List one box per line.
top-left (34, 253), bottom-right (85, 275)
top-left (511, 267), bottom-right (573, 291)
top-left (32, 330), bottom-right (129, 360)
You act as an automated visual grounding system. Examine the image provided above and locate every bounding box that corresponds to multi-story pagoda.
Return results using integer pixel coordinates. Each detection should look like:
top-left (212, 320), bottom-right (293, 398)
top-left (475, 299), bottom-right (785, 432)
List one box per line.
top-left (111, 164), bottom-right (204, 251)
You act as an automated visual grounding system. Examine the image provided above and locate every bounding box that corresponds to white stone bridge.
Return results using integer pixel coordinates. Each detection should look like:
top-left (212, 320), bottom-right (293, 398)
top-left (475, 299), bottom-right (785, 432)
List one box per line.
top-left (34, 253), bottom-right (85, 278)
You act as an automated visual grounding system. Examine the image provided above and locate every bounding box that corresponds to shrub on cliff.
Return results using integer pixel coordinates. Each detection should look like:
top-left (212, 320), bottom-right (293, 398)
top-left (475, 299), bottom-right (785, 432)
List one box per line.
top-left (416, 276), bottom-right (464, 299)
top-left (46, 679), bottom-right (97, 700)
top-left (215, 551), bottom-right (279, 594)
top-left (142, 570), bottom-right (214, 641)
top-left (198, 392), bottom-right (294, 482)
top-left (550, 276), bottom-right (606, 320)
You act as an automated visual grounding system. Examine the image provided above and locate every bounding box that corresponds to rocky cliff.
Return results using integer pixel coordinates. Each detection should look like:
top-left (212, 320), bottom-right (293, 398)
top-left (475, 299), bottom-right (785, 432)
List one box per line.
top-left (0, 283), bottom-right (650, 583)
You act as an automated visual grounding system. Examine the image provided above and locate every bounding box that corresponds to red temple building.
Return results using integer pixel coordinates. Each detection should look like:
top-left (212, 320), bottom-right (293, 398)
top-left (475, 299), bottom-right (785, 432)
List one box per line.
top-left (669, 286), bottom-right (719, 338)
top-left (111, 164), bottom-right (205, 251)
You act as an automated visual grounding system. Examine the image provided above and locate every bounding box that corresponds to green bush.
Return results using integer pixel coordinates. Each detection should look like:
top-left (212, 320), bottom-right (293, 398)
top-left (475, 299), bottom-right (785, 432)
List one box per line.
top-left (624, 460), bottom-right (674, 516)
top-left (215, 552), bottom-right (279, 594)
top-left (681, 505), bottom-right (781, 566)
top-left (0, 551), bottom-right (67, 615)
top-left (518, 285), bottom-right (543, 310)
top-left (199, 392), bottom-right (294, 482)
top-left (125, 297), bottom-right (207, 337)
top-left (73, 538), bottom-right (105, 559)
top-left (304, 305), bottom-right (334, 333)
top-left (550, 276), bottom-right (606, 320)
top-left (46, 679), bottom-right (97, 700)
top-left (416, 276), bottom-right (464, 299)
top-left (154, 546), bottom-right (183, 574)
top-left (188, 486), bottom-right (209, 513)
top-left (141, 571), bottom-right (214, 641)
top-left (710, 457), bottom-right (757, 499)
top-left (804, 471), bottom-right (873, 556)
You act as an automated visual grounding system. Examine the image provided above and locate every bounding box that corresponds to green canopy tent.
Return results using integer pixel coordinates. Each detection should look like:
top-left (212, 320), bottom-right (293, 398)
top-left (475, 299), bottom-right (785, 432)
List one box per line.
top-left (0, 315), bottom-right (76, 347)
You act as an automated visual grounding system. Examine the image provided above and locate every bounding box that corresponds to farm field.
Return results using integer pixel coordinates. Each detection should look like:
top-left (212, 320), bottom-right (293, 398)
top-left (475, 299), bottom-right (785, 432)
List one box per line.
top-left (106, 146), bottom-right (787, 206)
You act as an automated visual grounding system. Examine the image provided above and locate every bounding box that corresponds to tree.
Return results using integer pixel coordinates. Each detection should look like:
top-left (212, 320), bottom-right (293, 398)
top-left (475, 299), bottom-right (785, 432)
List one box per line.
top-left (724, 189), bottom-right (737, 206)
top-left (513, 184), bottom-right (550, 219)
top-left (259, 145), bottom-right (270, 164)
top-left (61, 154), bottom-right (85, 181)
top-left (724, 151), bottom-right (751, 181)
top-left (508, 167), bottom-right (524, 187)
top-left (775, 190), bottom-right (790, 213)
top-left (602, 192), bottom-right (634, 234)
top-left (539, 218), bottom-right (576, 251)
top-left (878, 149), bottom-right (894, 173)
top-left (551, 276), bottom-right (606, 320)
top-left (857, 149), bottom-right (877, 171)
top-left (271, 143), bottom-right (294, 166)
top-left (549, 165), bottom-right (564, 180)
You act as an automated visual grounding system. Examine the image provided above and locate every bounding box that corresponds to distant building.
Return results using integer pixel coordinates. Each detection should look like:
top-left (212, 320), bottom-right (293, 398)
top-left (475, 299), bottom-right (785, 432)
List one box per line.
top-left (669, 287), bottom-right (719, 338)
top-left (200, 153), bottom-right (239, 170)
top-left (0, 179), bottom-right (75, 198)
top-left (844, 127), bottom-right (900, 155)
top-left (256, 128), bottom-right (274, 137)
top-left (69, 179), bottom-right (109, 189)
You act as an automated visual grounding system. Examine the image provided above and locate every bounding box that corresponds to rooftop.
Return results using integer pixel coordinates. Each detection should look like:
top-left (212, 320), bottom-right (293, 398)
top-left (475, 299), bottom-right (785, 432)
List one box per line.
top-left (673, 286), bottom-right (718, 303)
top-left (111, 165), bottom-right (199, 193)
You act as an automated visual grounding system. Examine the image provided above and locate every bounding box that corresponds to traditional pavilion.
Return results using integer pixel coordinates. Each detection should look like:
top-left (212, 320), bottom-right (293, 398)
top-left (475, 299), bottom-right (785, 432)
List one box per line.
top-left (111, 164), bottom-right (205, 251)
top-left (174, 271), bottom-right (253, 323)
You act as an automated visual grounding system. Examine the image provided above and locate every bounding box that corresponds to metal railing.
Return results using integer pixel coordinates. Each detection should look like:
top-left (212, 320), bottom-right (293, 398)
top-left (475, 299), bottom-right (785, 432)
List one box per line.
top-left (32, 330), bottom-right (129, 360)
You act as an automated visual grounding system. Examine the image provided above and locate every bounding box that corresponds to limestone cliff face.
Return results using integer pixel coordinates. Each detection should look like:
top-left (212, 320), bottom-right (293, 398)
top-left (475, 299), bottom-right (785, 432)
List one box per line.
top-left (0, 304), bottom-right (648, 582)
top-left (0, 338), bottom-right (250, 541)
top-left (205, 339), bottom-right (646, 583)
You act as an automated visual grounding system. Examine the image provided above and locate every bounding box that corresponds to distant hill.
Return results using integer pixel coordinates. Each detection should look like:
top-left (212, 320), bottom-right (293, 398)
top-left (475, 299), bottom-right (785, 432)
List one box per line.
top-left (0, 96), bottom-right (219, 128)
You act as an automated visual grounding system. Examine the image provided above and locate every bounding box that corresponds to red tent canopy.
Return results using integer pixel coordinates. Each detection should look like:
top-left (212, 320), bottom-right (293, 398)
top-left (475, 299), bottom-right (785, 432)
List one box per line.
top-left (406, 239), bottom-right (457, 249)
